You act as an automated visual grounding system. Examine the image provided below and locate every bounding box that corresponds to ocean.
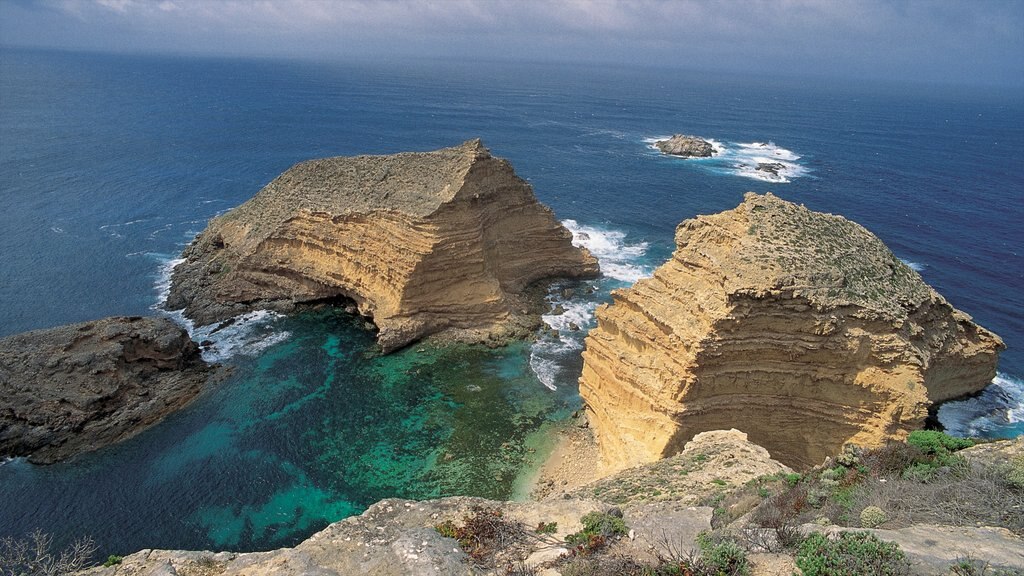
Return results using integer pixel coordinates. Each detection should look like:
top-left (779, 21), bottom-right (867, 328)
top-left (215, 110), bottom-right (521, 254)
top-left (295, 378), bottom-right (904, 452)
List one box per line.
top-left (1, 48), bottom-right (1021, 556)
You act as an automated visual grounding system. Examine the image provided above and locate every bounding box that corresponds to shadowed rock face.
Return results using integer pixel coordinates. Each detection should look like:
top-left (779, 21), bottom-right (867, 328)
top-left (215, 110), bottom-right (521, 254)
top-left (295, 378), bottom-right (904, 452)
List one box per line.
top-left (580, 192), bottom-right (1004, 471)
top-left (0, 316), bottom-right (211, 464)
top-left (166, 139), bottom-right (598, 352)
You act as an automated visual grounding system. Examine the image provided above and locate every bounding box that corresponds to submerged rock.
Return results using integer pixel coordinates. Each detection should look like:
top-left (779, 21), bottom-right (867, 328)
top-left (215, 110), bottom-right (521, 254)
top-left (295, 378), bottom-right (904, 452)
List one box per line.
top-left (755, 162), bottom-right (786, 177)
top-left (0, 316), bottom-right (211, 464)
top-left (167, 140), bottom-right (598, 352)
top-left (654, 134), bottom-right (715, 157)
top-left (580, 192), bottom-right (1004, 470)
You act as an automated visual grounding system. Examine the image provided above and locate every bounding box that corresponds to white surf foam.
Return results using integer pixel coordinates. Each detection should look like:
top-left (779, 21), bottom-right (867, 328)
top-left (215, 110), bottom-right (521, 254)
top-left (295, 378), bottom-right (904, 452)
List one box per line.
top-left (899, 258), bottom-right (926, 272)
top-left (529, 220), bottom-right (654, 389)
top-left (646, 136), bottom-right (808, 183)
top-left (151, 255), bottom-right (291, 363)
top-left (938, 373), bottom-right (1024, 437)
top-left (562, 219), bottom-right (652, 283)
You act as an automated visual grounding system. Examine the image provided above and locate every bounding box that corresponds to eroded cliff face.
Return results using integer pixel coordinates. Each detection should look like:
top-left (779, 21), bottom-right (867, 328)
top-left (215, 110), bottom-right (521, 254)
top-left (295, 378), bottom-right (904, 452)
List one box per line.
top-left (580, 192), bottom-right (1004, 470)
top-left (166, 140), bottom-right (598, 351)
top-left (0, 316), bottom-right (211, 464)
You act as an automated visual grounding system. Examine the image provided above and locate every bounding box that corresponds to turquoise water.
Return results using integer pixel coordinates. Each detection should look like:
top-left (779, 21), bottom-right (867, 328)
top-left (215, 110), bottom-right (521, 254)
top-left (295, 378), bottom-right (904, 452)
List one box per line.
top-left (0, 308), bottom-right (581, 552)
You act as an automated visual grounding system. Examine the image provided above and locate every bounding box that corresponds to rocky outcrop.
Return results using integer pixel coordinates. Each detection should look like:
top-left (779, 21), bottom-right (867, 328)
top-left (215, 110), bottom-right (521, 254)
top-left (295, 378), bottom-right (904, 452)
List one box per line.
top-left (654, 134), bottom-right (715, 157)
top-left (166, 140), bottom-right (598, 352)
top-left (78, 496), bottom-right (713, 576)
top-left (755, 162), bottom-right (785, 178)
top-left (0, 316), bottom-right (211, 464)
top-left (580, 192), bottom-right (1004, 470)
top-left (573, 429), bottom-right (792, 506)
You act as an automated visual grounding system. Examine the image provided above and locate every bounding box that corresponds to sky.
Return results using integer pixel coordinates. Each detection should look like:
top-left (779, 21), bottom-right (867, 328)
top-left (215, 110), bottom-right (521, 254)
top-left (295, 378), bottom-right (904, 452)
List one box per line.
top-left (1, 0), bottom-right (1022, 88)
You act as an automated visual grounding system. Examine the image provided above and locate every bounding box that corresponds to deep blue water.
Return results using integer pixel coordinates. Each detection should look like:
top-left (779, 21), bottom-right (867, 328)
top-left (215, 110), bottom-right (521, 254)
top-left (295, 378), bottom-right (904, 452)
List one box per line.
top-left (1, 48), bottom-right (1022, 555)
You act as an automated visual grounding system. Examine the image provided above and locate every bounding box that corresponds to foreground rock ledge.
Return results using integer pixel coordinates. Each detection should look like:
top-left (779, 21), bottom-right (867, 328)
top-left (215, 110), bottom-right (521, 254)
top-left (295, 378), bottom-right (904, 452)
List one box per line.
top-left (0, 316), bottom-right (211, 464)
top-left (580, 192), bottom-right (1004, 471)
top-left (167, 139), bottom-right (598, 352)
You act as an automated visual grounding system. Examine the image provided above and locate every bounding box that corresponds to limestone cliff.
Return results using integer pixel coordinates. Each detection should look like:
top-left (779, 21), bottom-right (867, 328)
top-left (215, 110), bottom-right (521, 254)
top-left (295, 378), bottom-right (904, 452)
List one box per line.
top-left (0, 316), bottom-right (211, 464)
top-left (166, 140), bottom-right (598, 351)
top-left (580, 192), bottom-right (1004, 470)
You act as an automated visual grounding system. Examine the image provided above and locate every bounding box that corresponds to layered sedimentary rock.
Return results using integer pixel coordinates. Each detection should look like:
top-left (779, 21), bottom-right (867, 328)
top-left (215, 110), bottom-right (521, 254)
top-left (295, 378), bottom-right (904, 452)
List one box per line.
top-left (167, 140), bottom-right (598, 351)
top-left (0, 316), bottom-right (211, 464)
top-left (654, 134), bottom-right (715, 157)
top-left (580, 192), bottom-right (1004, 470)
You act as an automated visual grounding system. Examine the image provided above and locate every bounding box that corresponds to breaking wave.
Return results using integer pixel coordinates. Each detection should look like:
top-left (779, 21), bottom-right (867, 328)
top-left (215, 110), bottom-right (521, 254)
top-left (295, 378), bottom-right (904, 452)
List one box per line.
top-left (938, 373), bottom-right (1024, 438)
top-left (562, 219), bottom-right (652, 283)
top-left (529, 221), bottom-right (653, 390)
top-left (151, 256), bottom-right (291, 363)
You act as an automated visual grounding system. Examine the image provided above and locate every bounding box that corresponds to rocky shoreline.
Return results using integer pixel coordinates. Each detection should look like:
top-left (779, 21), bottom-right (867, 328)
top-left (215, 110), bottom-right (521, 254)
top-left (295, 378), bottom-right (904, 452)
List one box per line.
top-left (0, 316), bottom-right (214, 464)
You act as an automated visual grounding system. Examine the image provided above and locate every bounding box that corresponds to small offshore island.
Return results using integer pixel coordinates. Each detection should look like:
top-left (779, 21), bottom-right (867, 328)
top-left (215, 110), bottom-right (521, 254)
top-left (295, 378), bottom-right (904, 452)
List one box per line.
top-left (1, 142), bottom-right (1020, 575)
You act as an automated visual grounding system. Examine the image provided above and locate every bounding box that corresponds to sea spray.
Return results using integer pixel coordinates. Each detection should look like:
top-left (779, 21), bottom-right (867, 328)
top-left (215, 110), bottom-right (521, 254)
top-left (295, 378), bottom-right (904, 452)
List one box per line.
top-left (151, 255), bottom-right (291, 363)
top-left (528, 221), bottom-right (654, 389)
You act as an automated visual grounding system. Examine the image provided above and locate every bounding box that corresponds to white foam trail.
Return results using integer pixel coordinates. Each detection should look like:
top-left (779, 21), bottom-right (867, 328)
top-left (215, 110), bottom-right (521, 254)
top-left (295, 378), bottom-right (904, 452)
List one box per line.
top-left (151, 256), bottom-right (290, 363)
top-left (899, 258), bottom-right (926, 272)
top-left (528, 220), bottom-right (653, 388)
top-left (562, 219), bottom-right (652, 283)
top-left (541, 300), bottom-right (598, 345)
top-left (529, 355), bottom-right (561, 391)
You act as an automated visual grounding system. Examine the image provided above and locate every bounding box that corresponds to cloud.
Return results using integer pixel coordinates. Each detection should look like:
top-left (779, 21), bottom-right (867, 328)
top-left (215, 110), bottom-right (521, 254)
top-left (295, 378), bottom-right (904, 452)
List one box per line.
top-left (1, 0), bottom-right (1021, 87)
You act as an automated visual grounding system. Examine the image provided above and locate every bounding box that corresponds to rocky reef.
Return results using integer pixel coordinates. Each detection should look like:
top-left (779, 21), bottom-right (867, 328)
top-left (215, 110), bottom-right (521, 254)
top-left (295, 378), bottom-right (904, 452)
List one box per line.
top-left (0, 316), bottom-right (211, 464)
top-left (580, 192), bottom-right (1004, 470)
top-left (654, 134), bottom-right (716, 157)
top-left (166, 140), bottom-right (598, 352)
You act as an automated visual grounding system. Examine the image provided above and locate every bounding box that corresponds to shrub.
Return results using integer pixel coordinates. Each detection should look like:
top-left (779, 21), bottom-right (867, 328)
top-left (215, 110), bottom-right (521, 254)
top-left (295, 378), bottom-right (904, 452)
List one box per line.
top-left (696, 532), bottom-right (750, 576)
top-left (535, 521), bottom-right (557, 535)
top-left (860, 506), bottom-right (887, 528)
top-left (795, 531), bottom-right (911, 576)
top-left (434, 506), bottom-right (526, 564)
top-left (907, 430), bottom-right (974, 456)
top-left (1004, 455), bottom-right (1024, 490)
top-left (0, 529), bottom-right (97, 576)
top-left (103, 554), bottom-right (124, 567)
top-left (564, 511), bottom-right (628, 555)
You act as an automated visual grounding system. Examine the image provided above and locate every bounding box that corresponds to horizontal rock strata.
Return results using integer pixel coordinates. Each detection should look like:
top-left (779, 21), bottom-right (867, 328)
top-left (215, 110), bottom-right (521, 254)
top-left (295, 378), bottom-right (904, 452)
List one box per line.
top-left (0, 316), bottom-right (211, 464)
top-left (167, 140), bottom-right (598, 351)
top-left (580, 192), bottom-right (1004, 470)
top-left (654, 134), bottom-right (715, 157)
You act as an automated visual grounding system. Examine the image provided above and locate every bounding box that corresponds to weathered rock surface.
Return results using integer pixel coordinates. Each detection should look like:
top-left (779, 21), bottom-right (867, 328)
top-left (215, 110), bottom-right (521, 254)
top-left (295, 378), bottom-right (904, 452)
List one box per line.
top-left (654, 134), bottom-right (716, 157)
top-left (573, 429), bottom-right (791, 506)
top-left (580, 192), bottom-right (1004, 470)
top-left (78, 497), bottom-right (713, 576)
top-left (0, 316), bottom-right (211, 464)
top-left (755, 162), bottom-right (785, 177)
top-left (166, 140), bottom-right (598, 352)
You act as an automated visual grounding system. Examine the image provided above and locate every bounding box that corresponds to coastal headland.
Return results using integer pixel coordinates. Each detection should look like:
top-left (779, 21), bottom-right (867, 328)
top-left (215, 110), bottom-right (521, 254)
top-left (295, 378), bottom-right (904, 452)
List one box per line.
top-left (580, 192), bottom-right (1004, 471)
top-left (166, 139), bottom-right (599, 352)
top-left (0, 316), bottom-right (213, 464)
